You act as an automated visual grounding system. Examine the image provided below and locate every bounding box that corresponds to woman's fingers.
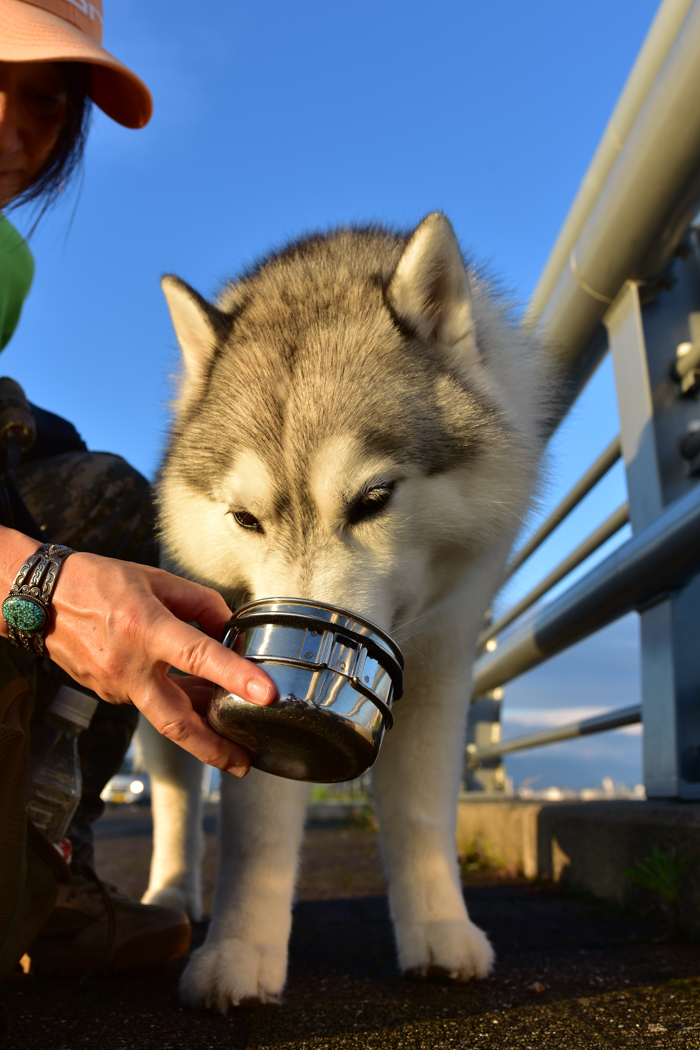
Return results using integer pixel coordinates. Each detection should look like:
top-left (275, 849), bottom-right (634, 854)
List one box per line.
top-left (42, 551), bottom-right (274, 769)
top-left (137, 674), bottom-right (251, 775)
top-left (170, 674), bottom-right (215, 716)
top-left (152, 614), bottom-right (276, 705)
top-left (151, 569), bottom-right (234, 639)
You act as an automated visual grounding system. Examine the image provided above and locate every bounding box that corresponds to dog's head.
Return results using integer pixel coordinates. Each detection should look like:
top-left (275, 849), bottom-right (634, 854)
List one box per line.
top-left (159, 213), bottom-right (548, 636)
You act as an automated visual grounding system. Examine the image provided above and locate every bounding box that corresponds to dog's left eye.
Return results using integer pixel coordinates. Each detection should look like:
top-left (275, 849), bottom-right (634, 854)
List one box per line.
top-left (232, 510), bottom-right (262, 532)
top-left (346, 482), bottom-right (396, 526)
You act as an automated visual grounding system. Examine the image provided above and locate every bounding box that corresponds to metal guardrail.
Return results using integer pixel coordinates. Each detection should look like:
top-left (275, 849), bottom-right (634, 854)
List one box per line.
top-left (525, 0), bottom-right (695, 330)
top-left (501, 436), bottom-right (622, 583)
top-left (466, 0), bottom-right (700, 795)
top-left (466, 705), bottom-right (641, 768)
top-left (479, 501), bottom-right (629, 650)
top-left (532, 0), bottom-right (700, 400)
top-left (474, 479), bottom-right (700, 697)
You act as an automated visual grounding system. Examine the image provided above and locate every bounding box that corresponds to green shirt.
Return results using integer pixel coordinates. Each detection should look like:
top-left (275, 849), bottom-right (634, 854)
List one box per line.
top-left (0, 215), bottom-right (34, 351)
top-left (0, 218), bottom-right (35, 688)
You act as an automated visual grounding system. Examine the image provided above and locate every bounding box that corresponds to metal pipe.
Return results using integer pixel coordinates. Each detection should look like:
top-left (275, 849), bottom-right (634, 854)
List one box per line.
top-left (526, 0), bottom-right (695, 328)
top-left (473, 481), bottom-right (700, 697)
top-left (533, 0), bottom-right (700, 392)
top-left (479, 502), bottom-right (629, 649)
top-left (504, 436), bottom-right (622, 581)
top-left (465, 705), bottom-right (641, 767)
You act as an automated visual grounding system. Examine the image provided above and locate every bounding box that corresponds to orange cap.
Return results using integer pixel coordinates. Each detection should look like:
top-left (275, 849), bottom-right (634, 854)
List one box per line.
top-left (0, 0), bottom-right (153, 128)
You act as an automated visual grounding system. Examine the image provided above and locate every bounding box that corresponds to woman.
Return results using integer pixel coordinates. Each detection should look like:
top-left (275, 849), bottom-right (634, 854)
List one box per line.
top-left (0, 0), bottom-right (274, 977)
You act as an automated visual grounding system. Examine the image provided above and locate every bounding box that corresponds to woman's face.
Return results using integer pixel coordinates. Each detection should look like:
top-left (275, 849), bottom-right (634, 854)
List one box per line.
top-left (0, 61), bottom-right (67, 209)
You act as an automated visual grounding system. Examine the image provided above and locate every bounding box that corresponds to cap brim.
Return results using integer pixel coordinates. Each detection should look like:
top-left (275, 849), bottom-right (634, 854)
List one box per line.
top-left (0, 0), bottom-right (153, 128)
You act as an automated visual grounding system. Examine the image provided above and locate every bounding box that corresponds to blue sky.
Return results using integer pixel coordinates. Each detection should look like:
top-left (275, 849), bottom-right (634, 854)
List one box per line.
top-left (5, 0), bottom-right (664, 788)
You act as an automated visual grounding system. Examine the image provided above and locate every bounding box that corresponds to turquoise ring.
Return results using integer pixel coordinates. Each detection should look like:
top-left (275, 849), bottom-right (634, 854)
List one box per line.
top-left (2, 543), bottom-right (75, 655)
top-left (2, 594), bottom-right (47, 633)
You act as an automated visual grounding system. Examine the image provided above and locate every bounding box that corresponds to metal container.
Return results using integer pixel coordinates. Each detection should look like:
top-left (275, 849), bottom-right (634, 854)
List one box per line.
top-left (207, 598), bottom-right (404, 783)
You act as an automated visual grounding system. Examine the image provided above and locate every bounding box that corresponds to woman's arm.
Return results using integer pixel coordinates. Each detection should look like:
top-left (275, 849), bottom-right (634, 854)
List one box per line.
top-left (0, 525), bottom-right (274, 775)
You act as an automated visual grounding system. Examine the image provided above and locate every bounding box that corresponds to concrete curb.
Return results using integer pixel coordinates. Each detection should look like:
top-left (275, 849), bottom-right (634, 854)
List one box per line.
top-left (456, 797), bottom-right (700, 936)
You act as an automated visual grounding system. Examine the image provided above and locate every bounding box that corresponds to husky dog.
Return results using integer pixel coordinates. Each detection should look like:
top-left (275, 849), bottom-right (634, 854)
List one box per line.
top-left (138, 213), bottom-right (551, 1012)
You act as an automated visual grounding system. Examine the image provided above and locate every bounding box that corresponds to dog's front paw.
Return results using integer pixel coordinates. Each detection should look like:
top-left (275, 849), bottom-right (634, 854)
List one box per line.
top-left (142, 885), bottom-right (202, 922)
top-left (398, 919), bottom-right (495, 981)
top-left (179, 939), bottom-right (287, 1013)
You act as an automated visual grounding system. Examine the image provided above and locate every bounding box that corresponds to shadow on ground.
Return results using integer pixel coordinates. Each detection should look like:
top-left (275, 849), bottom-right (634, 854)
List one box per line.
top-left (2, 807), bottom-right (699, 1048)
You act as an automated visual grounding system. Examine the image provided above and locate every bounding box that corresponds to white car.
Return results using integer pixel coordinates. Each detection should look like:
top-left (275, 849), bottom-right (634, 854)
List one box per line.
top-left (100, 772), bottom-right (151, 806)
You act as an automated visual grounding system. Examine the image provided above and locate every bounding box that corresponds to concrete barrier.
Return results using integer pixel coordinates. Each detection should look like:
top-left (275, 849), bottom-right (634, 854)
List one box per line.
top-left (456, 797), bottom-right (700, 936)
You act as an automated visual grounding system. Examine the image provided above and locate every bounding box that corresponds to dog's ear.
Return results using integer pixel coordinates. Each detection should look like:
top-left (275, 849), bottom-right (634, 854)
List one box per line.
top-left (161, 275), bottom-right (223, 406)
top-left (388, 213), bottom-right (478, 370)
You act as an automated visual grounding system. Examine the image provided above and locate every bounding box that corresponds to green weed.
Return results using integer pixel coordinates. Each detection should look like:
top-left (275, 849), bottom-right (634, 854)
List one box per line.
top-left (621, 845), bottom-right (695, 939)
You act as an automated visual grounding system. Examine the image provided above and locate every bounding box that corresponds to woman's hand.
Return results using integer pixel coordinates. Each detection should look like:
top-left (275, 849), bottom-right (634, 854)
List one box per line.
top-left (32, 549), bottom-right (274, 776)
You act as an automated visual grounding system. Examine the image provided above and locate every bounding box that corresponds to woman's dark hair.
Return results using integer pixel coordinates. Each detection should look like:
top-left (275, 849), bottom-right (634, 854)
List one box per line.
top-left (9, 62), bottom-right (92, 212)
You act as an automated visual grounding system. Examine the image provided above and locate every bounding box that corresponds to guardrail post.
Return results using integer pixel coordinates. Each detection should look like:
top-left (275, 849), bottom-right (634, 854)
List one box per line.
top-left (605, 244), bottom-right (700, 799)
top-left (464, 690), bottom-right (506, 793)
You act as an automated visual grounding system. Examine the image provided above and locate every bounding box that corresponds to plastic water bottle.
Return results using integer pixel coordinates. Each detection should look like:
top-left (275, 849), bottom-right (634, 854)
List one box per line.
top-left (26, 686), bottom-right (99, 847)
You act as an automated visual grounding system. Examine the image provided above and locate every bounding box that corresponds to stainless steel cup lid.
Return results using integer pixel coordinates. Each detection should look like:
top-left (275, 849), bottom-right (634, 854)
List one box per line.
top-left (222, 597), bottom-right (404, 723)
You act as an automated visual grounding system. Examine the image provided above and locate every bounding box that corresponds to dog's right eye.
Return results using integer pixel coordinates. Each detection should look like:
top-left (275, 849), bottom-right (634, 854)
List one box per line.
top-left (232, 510), bottom-right (262, 532)
top-left (345, 482), bottom-right (396, 527)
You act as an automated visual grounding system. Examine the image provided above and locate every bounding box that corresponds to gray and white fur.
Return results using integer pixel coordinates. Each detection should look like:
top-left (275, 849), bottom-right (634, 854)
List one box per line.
top-left (138, 212), bottom-right (554, 1012)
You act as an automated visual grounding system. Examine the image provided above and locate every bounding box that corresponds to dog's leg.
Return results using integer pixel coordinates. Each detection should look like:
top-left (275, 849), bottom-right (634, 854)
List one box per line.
top-left (138, 716), bottom-right (205, 920)
top-left (180, 767), bottom-right (309, 1012)
top-left (373, 630), bottom-right (494, 982)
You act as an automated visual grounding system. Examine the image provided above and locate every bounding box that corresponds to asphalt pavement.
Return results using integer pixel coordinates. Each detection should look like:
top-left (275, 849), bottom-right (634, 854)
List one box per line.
top-left (2, 808), bottom-right (699, 1048)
